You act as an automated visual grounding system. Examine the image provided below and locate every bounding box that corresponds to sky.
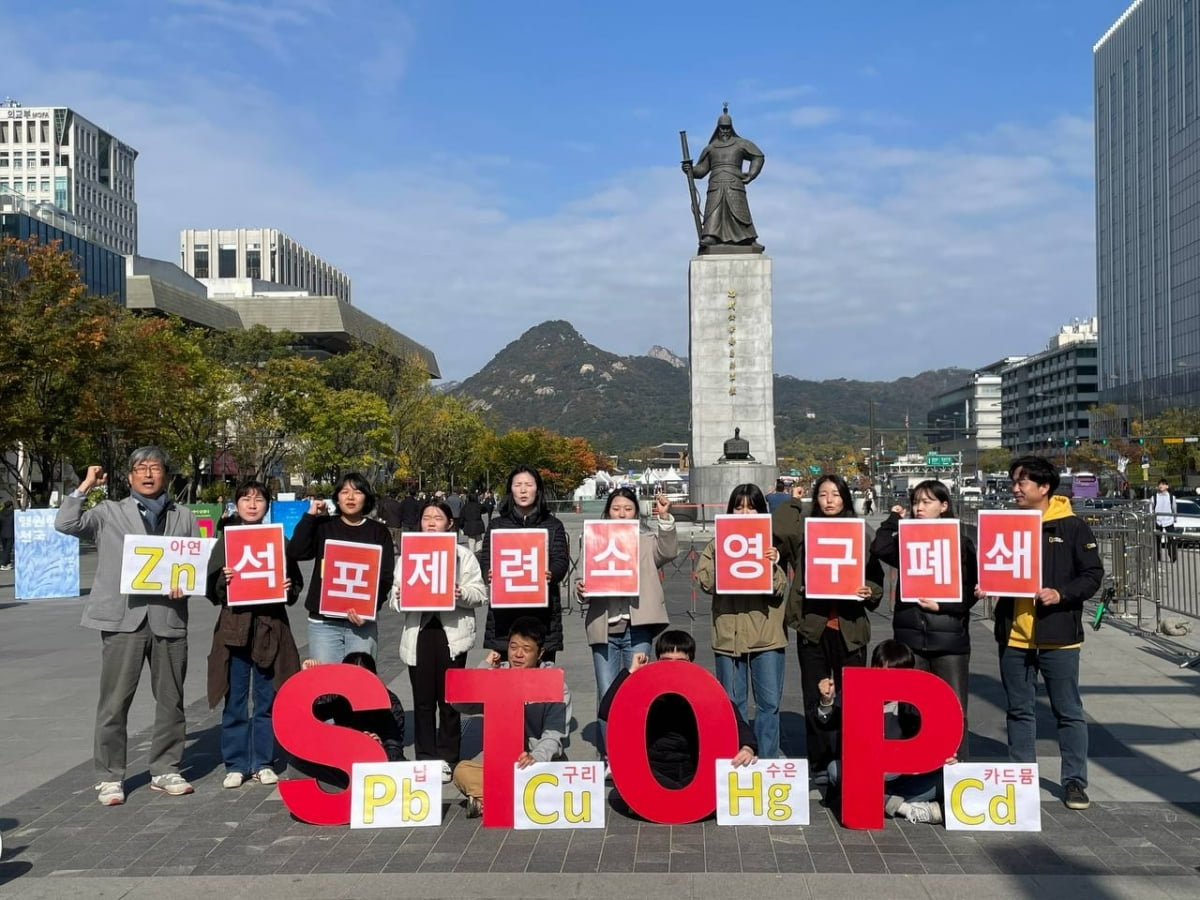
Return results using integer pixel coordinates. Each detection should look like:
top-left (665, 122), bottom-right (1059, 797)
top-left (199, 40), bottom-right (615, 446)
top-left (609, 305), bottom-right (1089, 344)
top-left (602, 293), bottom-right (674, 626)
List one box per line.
top-left (3, 0), bottom-right (1135, 382)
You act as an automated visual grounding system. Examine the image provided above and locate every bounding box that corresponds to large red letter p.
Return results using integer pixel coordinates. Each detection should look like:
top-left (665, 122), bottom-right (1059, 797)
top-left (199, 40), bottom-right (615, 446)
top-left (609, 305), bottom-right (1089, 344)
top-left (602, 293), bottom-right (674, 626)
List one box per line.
top-left (840, 667), bottom-right (963, 830)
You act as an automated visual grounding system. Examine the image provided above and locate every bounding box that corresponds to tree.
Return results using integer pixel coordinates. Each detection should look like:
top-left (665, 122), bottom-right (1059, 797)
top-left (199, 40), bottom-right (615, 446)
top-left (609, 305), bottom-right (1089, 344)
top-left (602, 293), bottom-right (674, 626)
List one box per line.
top-left (228, 356), bottom-right (326, 482)
top-left (405, 393), bottom-right (493, 491)
top-left (486, 427), bottom-right (603, 498)
top-left (0, 237), bottom-right (126, 505)
top-left (1145, 407), bottom-right (1200, 482)
top-left (301, 389), bottom-right (395, 484)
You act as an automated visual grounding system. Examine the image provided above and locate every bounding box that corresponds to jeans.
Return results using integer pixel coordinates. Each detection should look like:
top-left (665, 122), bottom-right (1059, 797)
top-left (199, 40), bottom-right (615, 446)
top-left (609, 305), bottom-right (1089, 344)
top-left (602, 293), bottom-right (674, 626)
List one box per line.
top-left (591, 624), bottom-right (658, 756)
top-left (0, 537), bottom-right (12, 567)
top-left (828, 761), bottom-right (940, 803)
top-left (714, 648), bottom-right (785, 759)
top-left (998, 645), bottom-right (1088, 786)
top-left (222, 648), bottom-right (276, 775)
top-left (306, 617), bottom-right (379, 664)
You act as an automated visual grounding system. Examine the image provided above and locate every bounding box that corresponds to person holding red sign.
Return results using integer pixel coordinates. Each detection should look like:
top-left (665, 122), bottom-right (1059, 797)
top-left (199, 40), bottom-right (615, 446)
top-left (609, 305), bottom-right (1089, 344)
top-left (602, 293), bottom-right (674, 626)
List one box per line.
top-left (979, 456), bottom-right (1103, 811)
top-left (288, 473), bottom-right (395, 663)
top-left (388, 498), bottom-right (487, 783)
top-left (871, 479), bottom-right (978, 761)
top-left (478, 465), bottom-right (570, 662)
top-left (696, 484), bottom-right (788, 759)
top-left (205, 480), bottom-right (303, 789)
top-left (577, 487), bottom-right (678, 767)
top-left (773, 474), bottom-right (884, 776)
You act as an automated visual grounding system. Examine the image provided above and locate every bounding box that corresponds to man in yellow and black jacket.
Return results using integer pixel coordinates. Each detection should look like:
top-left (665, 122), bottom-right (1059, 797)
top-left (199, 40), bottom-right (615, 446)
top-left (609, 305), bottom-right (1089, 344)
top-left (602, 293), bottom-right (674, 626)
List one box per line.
top-left (984, 455), bottom-right (1103, 812)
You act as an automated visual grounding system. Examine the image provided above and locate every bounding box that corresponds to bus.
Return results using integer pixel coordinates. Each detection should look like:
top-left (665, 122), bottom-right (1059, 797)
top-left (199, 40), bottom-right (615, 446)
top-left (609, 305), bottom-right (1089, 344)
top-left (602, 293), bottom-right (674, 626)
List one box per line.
top-left (1061, 471), bottom-right (1100, 499)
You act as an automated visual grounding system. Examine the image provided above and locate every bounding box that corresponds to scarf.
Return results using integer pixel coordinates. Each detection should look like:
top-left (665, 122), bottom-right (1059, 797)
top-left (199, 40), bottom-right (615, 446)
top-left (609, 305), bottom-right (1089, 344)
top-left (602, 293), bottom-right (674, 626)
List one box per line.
top-left (132, 490), bottom-right (170, 534)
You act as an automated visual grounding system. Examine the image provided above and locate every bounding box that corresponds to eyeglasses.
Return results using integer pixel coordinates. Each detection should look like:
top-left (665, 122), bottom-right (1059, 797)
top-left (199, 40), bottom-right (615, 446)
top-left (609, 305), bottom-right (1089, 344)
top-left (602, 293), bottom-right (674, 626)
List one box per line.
top-left (131, 464), bottom-right (165, 475)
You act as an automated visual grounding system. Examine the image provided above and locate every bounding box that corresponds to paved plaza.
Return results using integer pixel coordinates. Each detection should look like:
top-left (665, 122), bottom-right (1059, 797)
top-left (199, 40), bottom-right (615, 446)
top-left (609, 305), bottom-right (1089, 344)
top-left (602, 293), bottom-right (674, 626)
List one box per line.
top-left (0, 513), bottom-right (1198, 898)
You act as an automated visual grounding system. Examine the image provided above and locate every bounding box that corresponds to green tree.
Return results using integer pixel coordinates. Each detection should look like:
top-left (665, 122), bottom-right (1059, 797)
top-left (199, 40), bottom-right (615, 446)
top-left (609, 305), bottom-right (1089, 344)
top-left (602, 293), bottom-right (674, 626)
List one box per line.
top-left (301, 389), bottom-right (395, 484)
top-left (229, 356), bottom-right (326, 481)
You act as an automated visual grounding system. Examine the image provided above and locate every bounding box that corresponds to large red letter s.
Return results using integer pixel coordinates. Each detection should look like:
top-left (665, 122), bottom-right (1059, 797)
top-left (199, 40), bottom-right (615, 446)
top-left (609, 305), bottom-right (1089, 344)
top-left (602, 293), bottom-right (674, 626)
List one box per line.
top-left (606, 661), bottom-right (737, 824)
top-left (840, 667), bottom-right (963, 830)
top-left (444, 667), bottom-right (564, 828)
top-left (273, 664), bottom-right (390, 826)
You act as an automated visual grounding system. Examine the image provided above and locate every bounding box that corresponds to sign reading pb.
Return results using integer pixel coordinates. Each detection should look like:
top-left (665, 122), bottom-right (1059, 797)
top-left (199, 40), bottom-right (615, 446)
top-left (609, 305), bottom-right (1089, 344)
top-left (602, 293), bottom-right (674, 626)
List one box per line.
top-left (944, 763), bottom-right (1041, 832)
top-left (350, 761), bottom-right (442, 829)
top-left (513, 762), bottom-right (605, 830)
top-left (119, 535), bottom-right (216, 594)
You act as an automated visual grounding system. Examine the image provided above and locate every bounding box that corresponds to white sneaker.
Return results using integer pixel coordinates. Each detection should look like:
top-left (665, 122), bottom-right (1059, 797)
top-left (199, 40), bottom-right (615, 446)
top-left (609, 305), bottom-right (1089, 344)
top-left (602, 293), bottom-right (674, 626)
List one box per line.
top-left (904, 801), bottom-right (943, 824)
top-left (96, 781), bottom-right (125, 806)
top-left (149, 773), bottom-right (194, 796)
top-left (441, 761), bottom-right (453, 784)
top-left (254, 767), bottom-right (279, 785)
top-left (222, 772), bottom-right (244, 789)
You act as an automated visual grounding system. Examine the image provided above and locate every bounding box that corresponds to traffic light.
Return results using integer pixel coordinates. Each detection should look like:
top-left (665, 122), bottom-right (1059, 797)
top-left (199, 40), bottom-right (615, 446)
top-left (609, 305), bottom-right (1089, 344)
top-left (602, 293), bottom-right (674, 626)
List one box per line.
top-left (1101, 438), bottom-right (1109, 446)
top-left (1138, 437), bottom-right (1146, 445)
top-left (1063, 439), bottom-right (1070, 447)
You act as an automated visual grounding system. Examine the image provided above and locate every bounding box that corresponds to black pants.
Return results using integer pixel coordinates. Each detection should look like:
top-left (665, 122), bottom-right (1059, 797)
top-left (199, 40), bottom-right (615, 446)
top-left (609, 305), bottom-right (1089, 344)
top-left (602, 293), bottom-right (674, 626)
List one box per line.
top-left (913, 650), bottom-right (971, 761)
top-left (1156, 524), bottom-right (1178, 563)
top-left (797, 627), bottom-right (866, 772)
top-left (409, 620), bottom-right (467, 765)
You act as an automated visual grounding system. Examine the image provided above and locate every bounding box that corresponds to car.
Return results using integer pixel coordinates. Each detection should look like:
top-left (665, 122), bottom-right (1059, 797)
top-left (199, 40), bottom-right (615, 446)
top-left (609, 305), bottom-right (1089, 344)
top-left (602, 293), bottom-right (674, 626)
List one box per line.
top-left (1170, 498), bottom-right (1200, 535)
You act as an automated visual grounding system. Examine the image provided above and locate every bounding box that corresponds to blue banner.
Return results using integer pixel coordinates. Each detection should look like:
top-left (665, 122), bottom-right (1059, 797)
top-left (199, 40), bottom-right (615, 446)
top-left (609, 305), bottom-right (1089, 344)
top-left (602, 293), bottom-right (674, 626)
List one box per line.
top-left (269, 500), bottom-right (310, 540)
top-left (14, 509), bottom-right (80, 600)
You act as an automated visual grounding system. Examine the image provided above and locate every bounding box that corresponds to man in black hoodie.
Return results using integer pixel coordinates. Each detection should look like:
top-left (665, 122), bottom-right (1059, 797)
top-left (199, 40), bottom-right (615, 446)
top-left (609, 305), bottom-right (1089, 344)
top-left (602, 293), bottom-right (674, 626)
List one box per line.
top-left (981, 455), bottom-right (1103, 811)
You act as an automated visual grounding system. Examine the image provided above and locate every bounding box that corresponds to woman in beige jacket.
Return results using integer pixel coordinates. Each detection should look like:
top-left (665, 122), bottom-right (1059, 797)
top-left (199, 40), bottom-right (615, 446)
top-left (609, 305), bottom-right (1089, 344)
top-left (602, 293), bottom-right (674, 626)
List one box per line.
top-left (697, 483), bottom-right (789, 759)
top-left (577, 487), bottom-right (678, 763)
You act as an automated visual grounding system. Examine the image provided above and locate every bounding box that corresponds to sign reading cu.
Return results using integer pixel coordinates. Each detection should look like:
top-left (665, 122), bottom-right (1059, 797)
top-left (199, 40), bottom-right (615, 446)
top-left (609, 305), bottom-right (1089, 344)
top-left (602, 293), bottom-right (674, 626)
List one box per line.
top-left (274, 663), bottom-right (967, 831)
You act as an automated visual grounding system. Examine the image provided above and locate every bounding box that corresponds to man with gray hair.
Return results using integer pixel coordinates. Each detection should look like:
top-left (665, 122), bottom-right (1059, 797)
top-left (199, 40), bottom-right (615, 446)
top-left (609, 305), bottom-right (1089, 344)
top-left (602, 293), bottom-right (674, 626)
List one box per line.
top-left (55, 447), bottom-right (200, 806)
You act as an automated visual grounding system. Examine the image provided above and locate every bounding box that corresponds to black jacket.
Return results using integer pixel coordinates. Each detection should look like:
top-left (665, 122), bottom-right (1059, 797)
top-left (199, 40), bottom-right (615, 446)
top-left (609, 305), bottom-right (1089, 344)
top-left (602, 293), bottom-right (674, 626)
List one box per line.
top-left (872, 513), bottom-right (979, 655)
top-left (287, 514), bottom-right (396, 620)
top-left (313, 688), bottom-right (406, 762)
top-left (991, 508), bottom-right (1104, 647)
top-left (478, 507), bottom-right (570, 654)
top-left (398, 495), bottom-right (421, 531)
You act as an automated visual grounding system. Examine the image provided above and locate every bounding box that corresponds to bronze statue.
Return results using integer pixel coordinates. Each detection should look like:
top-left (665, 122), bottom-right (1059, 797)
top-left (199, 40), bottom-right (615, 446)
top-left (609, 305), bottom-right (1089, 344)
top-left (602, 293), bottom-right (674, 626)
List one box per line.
top-left (680, 105), bottom-right (765, 253)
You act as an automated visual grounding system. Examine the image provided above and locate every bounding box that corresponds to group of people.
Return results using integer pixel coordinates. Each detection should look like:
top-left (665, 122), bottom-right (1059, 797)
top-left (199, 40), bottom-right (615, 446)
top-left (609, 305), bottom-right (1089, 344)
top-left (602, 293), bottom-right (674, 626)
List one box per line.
top-left (56, 447), bottom-right (1102, 828)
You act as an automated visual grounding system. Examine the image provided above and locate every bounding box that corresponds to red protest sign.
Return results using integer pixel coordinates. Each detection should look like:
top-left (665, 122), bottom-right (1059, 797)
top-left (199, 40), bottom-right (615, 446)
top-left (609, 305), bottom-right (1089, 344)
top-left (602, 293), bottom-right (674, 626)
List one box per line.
top-left (804, 518), bottom-right (866, 600)
top-left (489, 529), bottom-right (549, 607)
top-left (319, 539), bottom-right (383, 620)
top-left (397, 532), bottom-right (457, 612)
top-left (713, 514), bottom-right (774, 594)
top-left (977, 509), bottom-right (1041, 597)
top-left (224, 523), bottom-right (288, 606)
top-left (897, 519), bottom-right (963, 603)
top-left (582, 520), bottom-right (640, 596)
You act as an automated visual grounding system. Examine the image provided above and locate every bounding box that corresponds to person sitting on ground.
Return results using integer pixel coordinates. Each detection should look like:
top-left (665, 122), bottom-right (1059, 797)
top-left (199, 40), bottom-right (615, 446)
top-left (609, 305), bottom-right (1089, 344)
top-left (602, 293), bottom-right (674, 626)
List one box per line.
top-left (598, 629), bottom-right (757, 791)
top-left (451, 616), bottom-right (572, 819)
top-left (816, 639), bottom-right (955, 825)
top-left (305, 652), bottom-right (406, 765)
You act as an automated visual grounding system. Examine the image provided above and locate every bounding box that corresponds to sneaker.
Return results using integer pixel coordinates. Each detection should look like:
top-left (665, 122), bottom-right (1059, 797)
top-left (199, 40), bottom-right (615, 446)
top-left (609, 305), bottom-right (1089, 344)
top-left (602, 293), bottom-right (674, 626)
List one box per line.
top-left (464, 796), bottom-right (483, 819)
top-left (254, 767), bottom-right (279, 785)
top-left (884, 795), bottom-right (908, 818)
top-left (222, 772), bottom-right (244, 789)
top-left (149, 773), bottom-right (194, 796)
top-left (903, 801), bottom-right (943, 824)
top-left (96, 781), bottom-right (125, 806)
top-left (1064, 781), bottom-right (1091, 810)
top-left (441, 761), bottom-right (453, 784)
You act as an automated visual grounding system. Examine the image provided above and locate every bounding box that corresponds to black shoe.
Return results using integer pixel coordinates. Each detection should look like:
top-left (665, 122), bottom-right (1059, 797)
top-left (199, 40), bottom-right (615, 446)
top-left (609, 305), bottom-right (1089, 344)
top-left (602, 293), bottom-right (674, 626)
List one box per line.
top-left (1063, 781), bottom-right (1090, 810)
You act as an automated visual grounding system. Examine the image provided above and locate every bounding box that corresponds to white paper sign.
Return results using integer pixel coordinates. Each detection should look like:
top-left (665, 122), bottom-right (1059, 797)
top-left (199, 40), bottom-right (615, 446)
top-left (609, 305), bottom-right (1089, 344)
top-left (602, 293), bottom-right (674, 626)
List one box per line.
top-left (513, 761), bottom-right (605, 830)
top-left (119, 534), bottom-right (216, 594)
top-left (350, 761), bottom-right (443, 829)
top-left (715, 759), bottom-right (810, 826)
top-left (943, 762), bottom-right (1041, 831)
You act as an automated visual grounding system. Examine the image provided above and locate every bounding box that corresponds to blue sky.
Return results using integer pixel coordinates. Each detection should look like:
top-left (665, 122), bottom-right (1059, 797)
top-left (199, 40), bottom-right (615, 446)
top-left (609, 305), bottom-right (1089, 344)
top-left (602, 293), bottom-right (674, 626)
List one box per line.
top-left (5, 0), bottom-right (1133, 382)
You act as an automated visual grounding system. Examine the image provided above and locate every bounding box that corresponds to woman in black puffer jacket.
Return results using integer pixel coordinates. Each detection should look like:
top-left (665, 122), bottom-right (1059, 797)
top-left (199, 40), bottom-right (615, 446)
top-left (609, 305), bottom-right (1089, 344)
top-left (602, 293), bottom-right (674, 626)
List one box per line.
top-left (871, 479), bottom-right (977, 760)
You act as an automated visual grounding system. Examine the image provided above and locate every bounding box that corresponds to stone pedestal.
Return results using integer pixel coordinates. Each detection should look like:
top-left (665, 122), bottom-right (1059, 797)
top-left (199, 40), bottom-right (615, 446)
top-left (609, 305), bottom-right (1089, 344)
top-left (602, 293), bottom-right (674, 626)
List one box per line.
top-left (688, 253), bottom-right (776, 521)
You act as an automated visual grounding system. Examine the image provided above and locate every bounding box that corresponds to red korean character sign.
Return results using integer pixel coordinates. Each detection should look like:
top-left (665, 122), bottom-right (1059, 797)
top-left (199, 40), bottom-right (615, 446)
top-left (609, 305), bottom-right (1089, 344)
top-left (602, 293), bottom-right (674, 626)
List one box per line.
top-left (225, 523), bottom-right (288, 605)
top-left (319, 539), bottom-right (383, 620)
top-left (804, 518), bottom-right (866, 600)
top-left (714, 514), bottom-right (774, 594)
top-left (581, 520), bottom-right (640, 597)
top-left (977, 510), bottom-right (1041, 597)
top-left (489, 529), bottom-right (549, 608)
top-left (397, 532), bottom-right (457, 612)
top-left (897, 519), bottom-right (963, 603)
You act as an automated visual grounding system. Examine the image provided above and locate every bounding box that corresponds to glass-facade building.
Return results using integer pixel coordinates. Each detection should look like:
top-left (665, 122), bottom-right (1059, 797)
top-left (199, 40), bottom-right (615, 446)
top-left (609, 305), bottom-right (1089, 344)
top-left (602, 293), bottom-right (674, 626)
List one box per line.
top-left (1, 210), bottom-right (126, 304)
top-left (1096, 0), bottom-right (1200, 416)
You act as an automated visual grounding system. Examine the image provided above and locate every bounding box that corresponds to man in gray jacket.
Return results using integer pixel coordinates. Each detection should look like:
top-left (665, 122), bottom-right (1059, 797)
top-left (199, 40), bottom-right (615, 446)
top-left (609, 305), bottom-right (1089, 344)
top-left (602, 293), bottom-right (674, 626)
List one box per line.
top-left (55, 447), bottom-right (200, 806)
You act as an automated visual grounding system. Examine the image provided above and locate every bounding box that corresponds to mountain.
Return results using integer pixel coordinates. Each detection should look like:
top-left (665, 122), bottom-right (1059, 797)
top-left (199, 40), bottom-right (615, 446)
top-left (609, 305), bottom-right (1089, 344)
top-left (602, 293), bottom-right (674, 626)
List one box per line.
top-left (453, 321), bottom-right (971, 453)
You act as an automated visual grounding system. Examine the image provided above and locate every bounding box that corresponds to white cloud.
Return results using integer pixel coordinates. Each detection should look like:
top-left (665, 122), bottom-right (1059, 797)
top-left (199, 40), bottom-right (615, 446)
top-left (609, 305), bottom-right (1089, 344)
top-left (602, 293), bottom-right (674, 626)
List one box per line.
top-left (5, 15), bottom-right (1097, 388)
top-left (779, 106), bottom-right (841, 128)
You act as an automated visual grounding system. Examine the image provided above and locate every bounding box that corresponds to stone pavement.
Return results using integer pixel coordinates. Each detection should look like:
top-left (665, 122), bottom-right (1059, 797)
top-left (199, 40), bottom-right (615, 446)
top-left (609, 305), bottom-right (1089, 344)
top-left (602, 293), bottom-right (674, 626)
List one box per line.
top-left (0, 513), bottom-right (1198, 898)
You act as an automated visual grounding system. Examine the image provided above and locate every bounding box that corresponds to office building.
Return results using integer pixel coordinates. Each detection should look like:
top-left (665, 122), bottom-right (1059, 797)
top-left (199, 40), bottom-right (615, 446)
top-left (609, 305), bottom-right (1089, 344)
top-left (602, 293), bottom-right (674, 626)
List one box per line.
top-left (0, 100), bottom-right (137, 255)
top-left (179, 228), bottom-right (351, 303)
top-left (1000, 319), bottom-right (1100, 455)
top-left (1, 191), bottom-right (125, 303)
top-left (926, 358), bottom-right (1023, 472)
top-left (1095, 0), bottom-right (1200, 417)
